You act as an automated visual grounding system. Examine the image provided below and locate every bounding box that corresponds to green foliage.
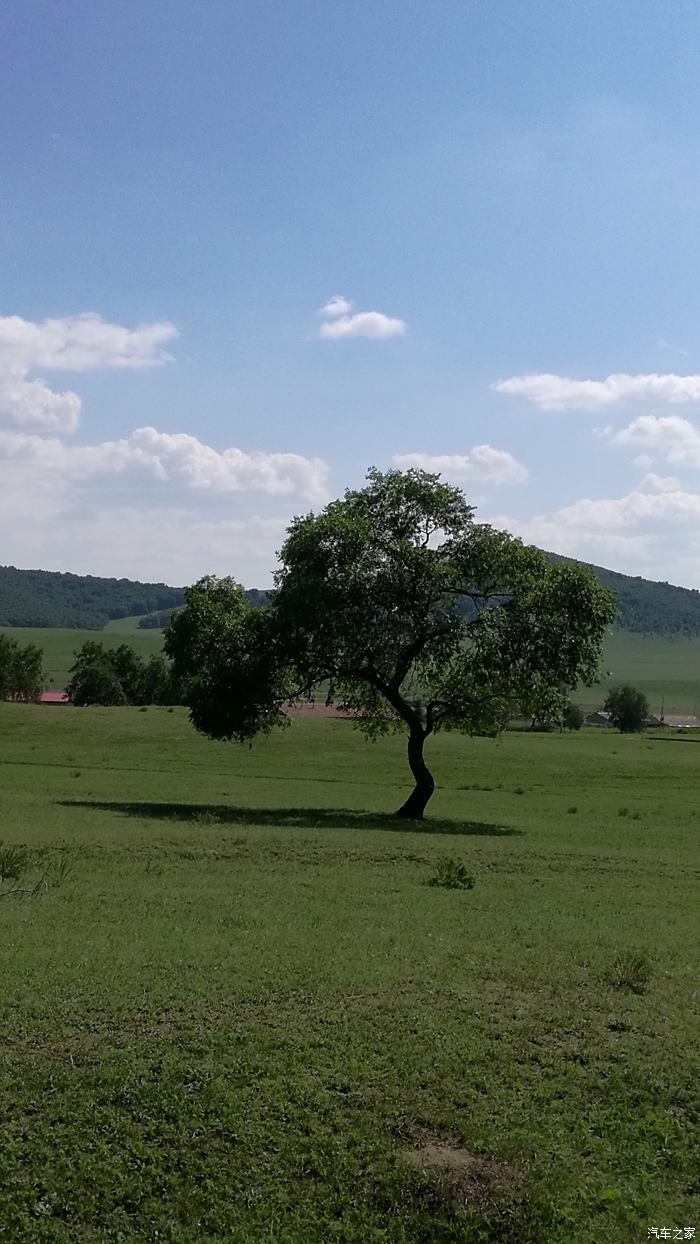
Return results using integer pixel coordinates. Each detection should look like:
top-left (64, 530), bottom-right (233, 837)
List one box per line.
top-left (0, 841), bottom-right (72, 899)
top-left (0, 634), bottom-right (45, 701)
top-left (604, 683), bottom-right (649, 733)
top-left (427, 856), bottom-right (475, 889)
top-left (604, 949), bottom-right (653, 994)
top-left (165, 577), bottom-right (290, 742)
top-left (168, 468), bottom-right (617, 816)
top-left (0, 564), bottom-right (184, 629)
top-left (67, 641), bottom-right (180, 706)
top-left (562, 702), bottom-right (584, 731)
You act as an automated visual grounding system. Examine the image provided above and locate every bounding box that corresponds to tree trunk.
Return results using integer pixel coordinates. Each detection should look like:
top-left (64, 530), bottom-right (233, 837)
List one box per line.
top-left (395, 727), bottom-right (435, 819)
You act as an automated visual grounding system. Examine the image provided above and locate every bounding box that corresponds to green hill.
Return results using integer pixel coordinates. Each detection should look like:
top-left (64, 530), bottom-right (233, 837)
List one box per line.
top-left (0, 565), bottom-right (185, 629)
top-left (4, 556), bottom-right (700, 637)
top-left (547, 554), bottom-right (700, 636)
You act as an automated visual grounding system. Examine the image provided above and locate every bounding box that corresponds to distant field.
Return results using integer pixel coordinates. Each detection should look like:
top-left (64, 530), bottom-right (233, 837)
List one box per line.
top-left (578, 630), bottom-right (700, 713)
top-left (0, 625), bottom-right (164, 688)
top-left (0, 706), bottom-right (697, 1240)
top-left (102, 614), bottom-right (154, 634)
top-left (5, 620), bottom-right (700, 709)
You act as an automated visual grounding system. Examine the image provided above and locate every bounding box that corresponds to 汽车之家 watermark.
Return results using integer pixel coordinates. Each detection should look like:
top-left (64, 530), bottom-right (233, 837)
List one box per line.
top-left (647, 1231), bottom-right (695, 1240)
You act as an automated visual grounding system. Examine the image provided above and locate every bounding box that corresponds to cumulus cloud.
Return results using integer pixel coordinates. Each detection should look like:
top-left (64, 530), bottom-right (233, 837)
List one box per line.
top-left (0, 427), bottom-right (331, 584)
top-left (0, 427), bottom-right (329, 501)
top-left (0, 312), bottom-right (178, 372)
top-left (488, 473), bottom-right (700, 587)
top-left (493, 371), bottom-right (700, 410)
top-left (392, 446), bottom-right (528, 484)
top-left (0, 371), bottom-right (81, 433)
top-left (318, 295), bottom-right (406, 340)
top-left (613, 414), bottom-right (700, 468)
top-left (318, 295), bottom-right (353, 319)
top-left (0, 309), bottom-right (334, 585)
top-left (0, 312), bottom-right (178, 434)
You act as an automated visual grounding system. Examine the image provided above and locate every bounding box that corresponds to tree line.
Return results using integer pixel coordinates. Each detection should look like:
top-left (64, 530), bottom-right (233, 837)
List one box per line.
top-left (66, 643), bottom-right (181, 706)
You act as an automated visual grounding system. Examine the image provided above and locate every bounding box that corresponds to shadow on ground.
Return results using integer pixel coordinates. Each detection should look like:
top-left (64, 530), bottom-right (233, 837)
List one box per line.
top-left (59, 800), bottom-right (520, 836)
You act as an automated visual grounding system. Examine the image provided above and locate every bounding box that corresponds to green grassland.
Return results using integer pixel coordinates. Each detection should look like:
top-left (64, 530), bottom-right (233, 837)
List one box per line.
top-left (0, 705), bottom-right (698, 1241)
top-left (6, 622), bottom-right (700, 713)
top-left (587, 630), bottom-right (700, 713)
top-left (0, 626), bottom-right (165, 689)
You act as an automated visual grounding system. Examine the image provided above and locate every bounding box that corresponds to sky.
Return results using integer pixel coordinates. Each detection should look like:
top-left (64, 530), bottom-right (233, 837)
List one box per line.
top-left (4, 1), bottom-right (700, 588)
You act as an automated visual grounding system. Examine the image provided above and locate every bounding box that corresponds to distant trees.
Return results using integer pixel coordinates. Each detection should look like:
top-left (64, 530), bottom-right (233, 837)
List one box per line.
top-left (0, 635), bottom-right (45, 702)
top-left (562, 702), bottom-right (584, 731)
top-left (604, 683), bottom-right (649, 733)
top-left (67, 643), bottom-right (180, 706)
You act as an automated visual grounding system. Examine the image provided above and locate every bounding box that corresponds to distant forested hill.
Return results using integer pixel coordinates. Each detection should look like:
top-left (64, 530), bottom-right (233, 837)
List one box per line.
top-left (4, 558), bottom-right (700, 635)
top-left (547, 556), bottom-right (700, 636)
top-left (0, 566), bottom-right (185, 629)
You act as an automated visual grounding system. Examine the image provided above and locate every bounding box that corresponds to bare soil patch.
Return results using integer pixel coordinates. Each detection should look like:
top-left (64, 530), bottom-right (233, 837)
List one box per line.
top-left (404, 1140), bottom-right (522, 1210)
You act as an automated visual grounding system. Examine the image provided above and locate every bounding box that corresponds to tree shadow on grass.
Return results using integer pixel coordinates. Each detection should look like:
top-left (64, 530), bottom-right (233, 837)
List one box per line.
top-left (59, 800), bottom-right (520, 837)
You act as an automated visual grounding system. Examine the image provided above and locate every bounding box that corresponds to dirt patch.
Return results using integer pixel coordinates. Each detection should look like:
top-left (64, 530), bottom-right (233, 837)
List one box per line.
top-left (283, 701), bottom-right (353, 719)
top-left (404, 1140), bottom-right (521, 1209)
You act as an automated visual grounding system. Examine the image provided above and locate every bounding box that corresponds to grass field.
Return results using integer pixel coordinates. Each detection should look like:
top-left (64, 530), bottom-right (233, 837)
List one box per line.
top-left (5, 623), bottom-right (700, 712)
top-left (0, 626), bottom-right (164, 689)
top-left (0, 705), bottom-right (697, 1241)
top-left (590, 631), bottom-right (700, 714)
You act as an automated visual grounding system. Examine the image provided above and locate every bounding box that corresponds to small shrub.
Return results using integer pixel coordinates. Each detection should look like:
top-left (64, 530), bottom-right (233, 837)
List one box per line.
top-left (567, 805), bottom-right (578, 814)
top-left (514, 786), bottom-right (525, 795)
top-left (427, 857), bottom-right (475, 890)
top-left (607, 1017), bottom-right (631, 1032)
top-left (618, 807), bottom-right (629, 817)
top-left (605, 949), bottom-right (652, 994)
top-left (191, 810), bottom-right (220, 826)
top-left (0, 845), bottom-right (32, 882)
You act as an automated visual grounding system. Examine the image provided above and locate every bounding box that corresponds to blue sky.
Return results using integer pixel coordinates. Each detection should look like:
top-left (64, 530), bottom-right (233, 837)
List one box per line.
top-left (4, 1), bottom-right (700, 586)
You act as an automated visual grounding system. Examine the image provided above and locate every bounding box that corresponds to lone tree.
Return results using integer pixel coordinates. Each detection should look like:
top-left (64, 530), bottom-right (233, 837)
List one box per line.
top-left (0, 635), bottom-right (44, 702)
top-left (166, 468), bottom-right (617, 818)
top-left (604, 683), bottom-right (649, 733)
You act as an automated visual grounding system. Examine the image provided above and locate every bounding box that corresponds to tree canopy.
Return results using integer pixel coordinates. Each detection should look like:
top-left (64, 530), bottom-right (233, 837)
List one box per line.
top-left (166, 468), bottom-right (618, 817)
top-left (603, 683), bottom-right (649, 734)
top-left (0, 635), bottom-right (45, 702)
top-left (67, 642), bottom-right (180, 707)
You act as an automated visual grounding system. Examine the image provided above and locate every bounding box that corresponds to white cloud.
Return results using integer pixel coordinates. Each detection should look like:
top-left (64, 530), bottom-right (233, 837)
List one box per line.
top-left (489, 473), bottom-right (700, 586)
top-left (318, 295), bottom-right (353, 318)
top-left (613, 414), bottom-right (700, 468)
top-left (0, 309), bottom-right (333, 586)
top-left (318, 296), bottom-right (406, 340)
top-left (493, 371), bottom-right (700, 410)
top-left (392, 446), bottom-right (528, 484)
top-left (0, 312), bottom-right (177, 372)
top-left (0, 312), bottom-right (178, 435)
top-left (0, 427), bottom-right (329, 501)
top-left (0, 427), bottom-right (331, 585)
top-left (0, 371), bottom-right (82, 433)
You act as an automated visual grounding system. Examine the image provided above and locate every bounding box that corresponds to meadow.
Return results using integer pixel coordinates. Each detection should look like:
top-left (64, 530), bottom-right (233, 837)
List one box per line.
top-left (0, 704), bottom-right (697, 1242)
top-left (0, 626), bottom-right (165, 691)
top-left (5, 624), bottom-right (700, 714)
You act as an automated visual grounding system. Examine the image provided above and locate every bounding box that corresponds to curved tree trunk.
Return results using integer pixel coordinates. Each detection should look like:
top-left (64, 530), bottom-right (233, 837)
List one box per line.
top-left (395, 726), bottom-right (435, 819)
